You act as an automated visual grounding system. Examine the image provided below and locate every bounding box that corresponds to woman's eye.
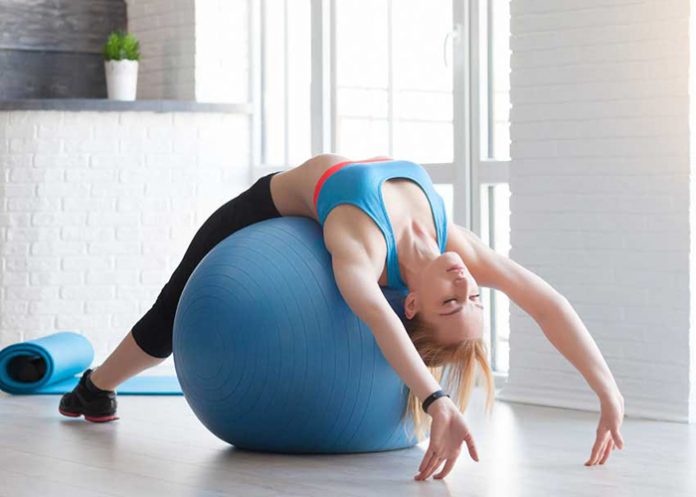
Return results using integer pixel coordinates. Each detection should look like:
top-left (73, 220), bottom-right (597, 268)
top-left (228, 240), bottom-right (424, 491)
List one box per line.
top-left (471, 293), bottom-right (481, 300)
top-left (443, 298), bottom-right (457, 305)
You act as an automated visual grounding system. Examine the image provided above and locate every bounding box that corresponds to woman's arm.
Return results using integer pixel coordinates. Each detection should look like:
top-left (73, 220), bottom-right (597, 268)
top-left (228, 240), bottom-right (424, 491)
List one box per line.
top-left (330, 247), bottom-right (480, 477)
top-left (448, 223), bottom-right (624, 464)
top-left (449, 223), bottom-right (621, 399)
top-left (329, 250), bottom-right (443, 403)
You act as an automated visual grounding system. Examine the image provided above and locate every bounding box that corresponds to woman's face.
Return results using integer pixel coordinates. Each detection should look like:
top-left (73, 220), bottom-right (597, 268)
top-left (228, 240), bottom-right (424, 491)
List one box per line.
top-left (405, 251), bottom-right (484, 345)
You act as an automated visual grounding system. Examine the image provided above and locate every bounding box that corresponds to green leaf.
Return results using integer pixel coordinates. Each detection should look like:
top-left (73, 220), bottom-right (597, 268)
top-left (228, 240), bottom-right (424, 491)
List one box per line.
top-left (102, 30), bottom-right (141, 61)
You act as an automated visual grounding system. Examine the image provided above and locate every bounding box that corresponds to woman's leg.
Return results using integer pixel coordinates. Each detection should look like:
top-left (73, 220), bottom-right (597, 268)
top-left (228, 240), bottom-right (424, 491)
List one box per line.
top-left (89, 331), bottom-right (165, 391)
top-left (88, 172), bottom-right (283, 391)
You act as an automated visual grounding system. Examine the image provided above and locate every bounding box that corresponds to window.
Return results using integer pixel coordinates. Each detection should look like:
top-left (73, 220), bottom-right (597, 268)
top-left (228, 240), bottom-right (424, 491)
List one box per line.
top-left (250, 0), bottom-right (511, 375)
top-left (334, 0), bottom-right (453, 164)
top-left (253, 0), bottom-right (312, 169)
top-left (251, 0), bottom-right (458, 195)
top-left (333, 0), bottom-right (459, 234)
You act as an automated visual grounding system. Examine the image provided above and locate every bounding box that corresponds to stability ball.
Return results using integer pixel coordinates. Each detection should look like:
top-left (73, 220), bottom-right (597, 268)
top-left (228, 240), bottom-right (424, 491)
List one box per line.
top-left (172, 216), bottom-right (419, 454)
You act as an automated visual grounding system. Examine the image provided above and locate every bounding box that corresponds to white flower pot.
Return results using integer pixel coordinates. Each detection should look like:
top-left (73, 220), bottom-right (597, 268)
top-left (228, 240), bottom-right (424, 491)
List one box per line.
top-left (104, 60), bottom-right (138, 101)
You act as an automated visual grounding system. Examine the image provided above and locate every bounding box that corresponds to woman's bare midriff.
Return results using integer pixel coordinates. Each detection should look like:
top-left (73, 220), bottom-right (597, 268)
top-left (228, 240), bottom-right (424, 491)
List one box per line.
top-left (268, 153), bottom-right (351, 221)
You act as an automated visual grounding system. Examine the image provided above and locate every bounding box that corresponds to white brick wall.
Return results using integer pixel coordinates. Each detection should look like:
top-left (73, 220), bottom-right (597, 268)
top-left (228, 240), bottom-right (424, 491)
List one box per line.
top-left (499, 0), bottom-right (694, 422)
top-left (0, 110), bottom-right (250, 372)
top-left (125, 0), bottom-right (248, 102)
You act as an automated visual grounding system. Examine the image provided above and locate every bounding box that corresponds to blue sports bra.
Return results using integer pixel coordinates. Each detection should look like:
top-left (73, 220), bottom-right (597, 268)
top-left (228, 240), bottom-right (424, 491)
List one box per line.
top-left (313, 158), bottom-right (448, 290)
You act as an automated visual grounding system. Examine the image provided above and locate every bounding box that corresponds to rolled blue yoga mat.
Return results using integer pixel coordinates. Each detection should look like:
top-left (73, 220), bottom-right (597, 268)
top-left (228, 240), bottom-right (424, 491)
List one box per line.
top-left (0, 331), bottom-right (181, 395)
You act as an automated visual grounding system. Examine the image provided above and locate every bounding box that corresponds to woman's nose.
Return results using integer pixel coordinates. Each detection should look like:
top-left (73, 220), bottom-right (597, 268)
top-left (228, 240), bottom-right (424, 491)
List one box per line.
top-left (454, 276), bottom-right (469, 290)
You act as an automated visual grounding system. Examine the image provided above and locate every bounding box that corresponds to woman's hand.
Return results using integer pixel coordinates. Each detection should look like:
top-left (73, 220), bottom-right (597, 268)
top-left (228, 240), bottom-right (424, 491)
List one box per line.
top-left (414, 397), bottom-right (478, 481)
top-left (585, 390), bottom-right (625, 466)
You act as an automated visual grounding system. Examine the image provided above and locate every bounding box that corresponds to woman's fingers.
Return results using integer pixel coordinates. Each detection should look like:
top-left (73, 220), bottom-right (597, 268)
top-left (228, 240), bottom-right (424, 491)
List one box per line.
top-left (414, 416), bottom-right (477, 480)
top-left (424, 456), bottom-right (445, 480)
top-left (434, 457), bottom-right (457, 480)
top-left (463, 430), bottom-right (479, 462)
top-left (418, 449), bottom-right (437, 473)
top-left (598, 439), bottom-right (614, 465)
top-left (592, 437), bottom-right (609, 466)
top-left (585, 438), bottom-right (600, 466)
top-left (585, 431), bottom-right (608, 466)
top-left (415, 455), bottom-right (444, 480)
top-left (611, 428), bottom-right (625, 450)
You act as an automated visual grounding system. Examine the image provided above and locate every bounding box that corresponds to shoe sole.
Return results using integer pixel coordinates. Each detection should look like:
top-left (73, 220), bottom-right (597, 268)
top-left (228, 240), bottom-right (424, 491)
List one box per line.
top-left (59, 407), bottom-right (119, 423)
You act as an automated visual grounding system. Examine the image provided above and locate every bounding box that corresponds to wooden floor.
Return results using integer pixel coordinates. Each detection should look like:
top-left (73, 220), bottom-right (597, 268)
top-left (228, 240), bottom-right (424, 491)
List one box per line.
top-left (1, 388), bottom-right (694, 497)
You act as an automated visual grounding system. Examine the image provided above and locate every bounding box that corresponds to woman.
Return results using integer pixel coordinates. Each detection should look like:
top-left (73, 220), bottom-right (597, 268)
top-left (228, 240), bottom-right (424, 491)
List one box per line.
top-left (58, 153), bottom-right (625, 480)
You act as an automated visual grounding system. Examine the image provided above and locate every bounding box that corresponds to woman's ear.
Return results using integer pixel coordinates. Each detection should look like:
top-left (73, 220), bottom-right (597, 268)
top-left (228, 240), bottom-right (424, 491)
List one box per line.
top-left (404, 292), bottom-right (418, 320)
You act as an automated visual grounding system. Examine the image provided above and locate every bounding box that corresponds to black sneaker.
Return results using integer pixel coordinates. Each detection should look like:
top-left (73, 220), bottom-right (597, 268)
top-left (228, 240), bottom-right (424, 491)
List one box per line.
top-left (59, 368), bottom-right (119, 423)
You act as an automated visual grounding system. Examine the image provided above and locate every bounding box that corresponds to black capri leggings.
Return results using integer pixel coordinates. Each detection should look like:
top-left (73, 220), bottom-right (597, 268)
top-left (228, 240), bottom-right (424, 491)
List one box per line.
top-left (131, 171), bottom-right (283, 358)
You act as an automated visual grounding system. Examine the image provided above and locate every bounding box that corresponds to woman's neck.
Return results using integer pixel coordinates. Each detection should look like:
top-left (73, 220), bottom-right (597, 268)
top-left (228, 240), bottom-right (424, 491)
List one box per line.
top-left (396, 220), bottom-right (439, 289)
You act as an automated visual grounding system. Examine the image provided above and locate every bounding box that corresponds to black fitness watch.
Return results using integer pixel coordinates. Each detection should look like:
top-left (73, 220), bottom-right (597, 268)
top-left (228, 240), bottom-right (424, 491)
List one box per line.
top-left (422, 389), bottom-right (450, 414)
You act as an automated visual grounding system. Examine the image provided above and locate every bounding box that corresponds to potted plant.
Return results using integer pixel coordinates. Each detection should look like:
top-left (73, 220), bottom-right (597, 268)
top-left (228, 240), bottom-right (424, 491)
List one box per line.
top-left (103, 30), bottom-right (140, 101)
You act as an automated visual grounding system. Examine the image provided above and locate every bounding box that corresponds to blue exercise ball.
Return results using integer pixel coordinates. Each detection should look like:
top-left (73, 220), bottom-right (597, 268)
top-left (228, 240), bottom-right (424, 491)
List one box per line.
top-left (173, 216), bottom-right (419, 454)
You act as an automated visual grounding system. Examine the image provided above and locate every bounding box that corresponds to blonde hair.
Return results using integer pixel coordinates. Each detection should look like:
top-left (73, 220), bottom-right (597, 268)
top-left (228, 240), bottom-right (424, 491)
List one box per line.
top-left (400, 312), bottom-right (496, 442)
